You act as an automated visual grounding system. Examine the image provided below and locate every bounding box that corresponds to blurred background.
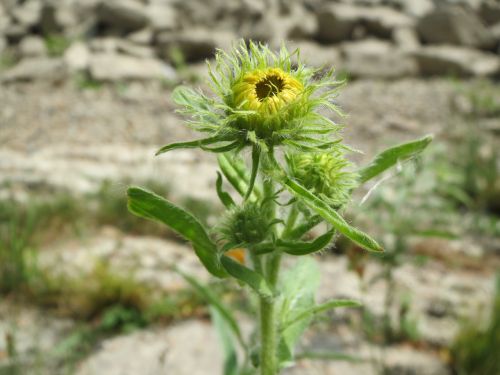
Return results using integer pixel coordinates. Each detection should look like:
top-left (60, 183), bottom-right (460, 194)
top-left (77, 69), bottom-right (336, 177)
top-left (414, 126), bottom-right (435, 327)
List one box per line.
top-left (0, 0), bottom-right (499, 374)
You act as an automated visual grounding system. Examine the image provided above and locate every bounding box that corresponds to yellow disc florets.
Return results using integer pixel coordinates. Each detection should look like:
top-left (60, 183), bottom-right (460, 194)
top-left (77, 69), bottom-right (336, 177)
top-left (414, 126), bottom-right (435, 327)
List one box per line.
top-left (232, 68), bottom-right (303, 116)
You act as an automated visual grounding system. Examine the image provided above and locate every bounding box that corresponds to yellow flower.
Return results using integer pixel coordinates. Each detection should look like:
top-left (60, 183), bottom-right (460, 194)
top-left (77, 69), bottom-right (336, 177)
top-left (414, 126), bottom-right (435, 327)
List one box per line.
top-left (232, 68), bottom-right (303, 116)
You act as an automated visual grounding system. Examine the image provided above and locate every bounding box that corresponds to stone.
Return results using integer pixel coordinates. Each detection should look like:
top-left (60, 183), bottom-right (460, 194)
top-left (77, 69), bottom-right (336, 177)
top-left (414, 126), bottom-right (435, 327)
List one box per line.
top-left (146, 2), bottom-right (177, 31)
top-left (127, 28), bottom-right (154, 45)
top-left (393, 27), bottom-right (420, 51)
top-left (340, 39), bottom-right (418, 78)
top-left (96, 0), bottom-right (148, 32)
top-left (89, 37), bottom-right (119, 53)
top-left (11, 0), bottom-right (42, 28)
top-left (157, 29), bottom-right (236, 62)
top-left (89, 53), bottom-right (175, 81)
top-left (417, 6), bottom-right (495, 49)
top-left (18, 36), bottom-right (46, 58)
top-left (1, 57), bottom-right (66, 82)
top-left (392, 0), bottom-right (435, 18)
top-left (383, 347), bottom-right (450, 375)
top-left (75, 321), bottom-right (223, 375)
top-left (4, 23), bottom-right (28, 44)
top-left (362, 6), bottom-right (414, 38)
top-left (480, 0), bottom-right (500, 25)
top-left (287, 40), bottom-right (342, 68)
top-left (0, 37), bottom-right (6, 55)
top-left (316, 3), bottom-right (360, 43)
top-left (63, 41), bottom-right (90, 72)
top-left (116, 39), bottom-right (155, 59)
top-left (414, 45), bottom-right (500, 77)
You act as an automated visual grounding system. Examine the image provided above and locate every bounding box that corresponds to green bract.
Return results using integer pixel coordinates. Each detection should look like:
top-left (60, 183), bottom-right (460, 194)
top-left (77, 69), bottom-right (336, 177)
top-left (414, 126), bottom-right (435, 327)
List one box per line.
top-left (157, 40), bottom-right (344, 155)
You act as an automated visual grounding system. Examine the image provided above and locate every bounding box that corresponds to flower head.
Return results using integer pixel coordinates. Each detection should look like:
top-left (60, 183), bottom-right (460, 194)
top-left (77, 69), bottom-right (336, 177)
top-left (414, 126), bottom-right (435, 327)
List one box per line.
top-left (287, 149), bottom-right (358, 207)
top-left (161, 40), bottom-right (344, 155)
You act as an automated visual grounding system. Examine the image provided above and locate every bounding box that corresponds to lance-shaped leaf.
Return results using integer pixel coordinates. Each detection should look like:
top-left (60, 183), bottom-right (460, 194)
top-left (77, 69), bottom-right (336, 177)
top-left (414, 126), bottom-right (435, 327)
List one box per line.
top-left (358, 135), bottom-right (433, 183)
top-left (221, 255), bottom-right (273, 299)
top-left (216, 172), bottom-right (235, 208)
top-left (286, 215), bottom-right (323, 240)
top-left (284, 179), bottom-right (383, 252)
top-left (281, 299), bottom-right (361, 331)
top-left (277, 230), bottom-right (335, 256)
top-left (218, 153), bottom-right (261, 200)
top-left (127, 187), bottom-right (227, 278)
top-left (156, 135), bottom-right (231, 156)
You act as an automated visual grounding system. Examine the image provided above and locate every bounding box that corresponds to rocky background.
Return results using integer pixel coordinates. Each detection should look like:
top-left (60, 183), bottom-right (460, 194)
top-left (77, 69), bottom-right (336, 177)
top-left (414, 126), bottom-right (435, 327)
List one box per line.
top-left (0, 0), bottom-right (499, 375)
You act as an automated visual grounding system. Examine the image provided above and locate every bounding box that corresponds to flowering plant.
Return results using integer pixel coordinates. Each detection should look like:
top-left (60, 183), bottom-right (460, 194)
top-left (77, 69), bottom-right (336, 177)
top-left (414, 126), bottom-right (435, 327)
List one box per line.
top-left (127, 41), bottom-right (431, 375)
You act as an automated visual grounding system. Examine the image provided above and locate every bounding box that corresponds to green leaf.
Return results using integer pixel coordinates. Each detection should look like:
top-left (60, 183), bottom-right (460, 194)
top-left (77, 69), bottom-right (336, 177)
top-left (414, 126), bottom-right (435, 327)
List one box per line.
top-left (127, 187), bottom-right (227, 278)
top-left (175, 268), bottom-right (245, 350)
top-left (278, 230), bottom-right (334, 256)
top-left (155, 135), bottom-right (227, 156)
top-left (216, 172), bottom-right (235, 208)
top-left (286, 216), bottom-right (323, 240)
top-left (217, 153), bottom-right (261, 200)
top-left (281, 299), bottom-right (361, 331)
top-left (221, 256), bottom-right (273, 299)
top-left (284, 179), bottom-right (383, 252)
top-left (358, 135), bottom-right (433, 183)
top-left (244, 145), bottom-right (260, 200)
top-left (210, 307), bottom-right (239, 375)
top-left (277, 258), bottom-right (321, 366)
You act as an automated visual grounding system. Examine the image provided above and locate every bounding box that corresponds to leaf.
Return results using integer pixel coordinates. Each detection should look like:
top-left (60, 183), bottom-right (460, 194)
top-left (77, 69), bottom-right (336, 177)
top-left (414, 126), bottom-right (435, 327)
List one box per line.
top-left (277, 230), bottom-right (334, 256)
top-left (175, 268), bottom-right (245, 350)
top-left (217, 153), bottom-right (261, 200)
top-left (221, 256), bottom-right (273, 299)
top-left (281, 299), bottom-right (361, 331)
top-left (216, 172), bottom-right (235, 208)
top-left (358, 135), bottom-right (433, 183)
top-left (210, 307), bottom-right (239, 375)
top-left (284, 179), bottom-right (383, 252)
top-left (155, 135), bottom-right (228, 156)
top-left (277, 258), bottom-right (321, 367)
top-left (244, 145), bottom-right (260, 200)
top-left (286, 216), bottom-right (323, 240)
top-left (127, 187), bottom-right (227, 278)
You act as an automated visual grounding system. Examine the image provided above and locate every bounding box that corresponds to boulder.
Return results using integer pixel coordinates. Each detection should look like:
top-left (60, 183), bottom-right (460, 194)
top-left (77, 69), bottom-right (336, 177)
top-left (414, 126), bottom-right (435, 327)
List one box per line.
top-left (63, 41), bottom-right (90, 72)
top-left (89, 53), bottom-right (175, 81)
top-left (146, 2), bottom-right (177, 31)
top-left (362, 6), bottom-right (414, 38)
top-left (116, 40), bottom-right (155, 59)
top-left (383, 347), bottom-right (450, 375)
top-left (480, 0), bottom-right (500, 25)
top-left (417, 6), bottom-right (495, 49)
top-left (287, 40), bottom-right (342, 69)
top-left (340, 39), bottom-right (418, 78)
top-left (156, 29), bottom-right (236, 62)
top-left (18, 36), bottom-right (46, 58)
top-left (414, 45), bottom-right (500, 77)
top-left (316, 3), bottom-right (360, 43)
top-left (1, 57), bottom-right (66, 82)
top-left (127, 28), bottom-right (154, 45)
top-left (96, 0), bottom-right (148, 32)
top-left (393, 26), bottom-right (420, 51)
top-left (11, 0), bottom-right (42, 28)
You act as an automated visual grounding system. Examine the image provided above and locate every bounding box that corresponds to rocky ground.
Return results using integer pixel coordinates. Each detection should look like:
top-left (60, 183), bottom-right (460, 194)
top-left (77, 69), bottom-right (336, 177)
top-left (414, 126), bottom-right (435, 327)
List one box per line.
top-left (1, 0), bottom-right (499, 374)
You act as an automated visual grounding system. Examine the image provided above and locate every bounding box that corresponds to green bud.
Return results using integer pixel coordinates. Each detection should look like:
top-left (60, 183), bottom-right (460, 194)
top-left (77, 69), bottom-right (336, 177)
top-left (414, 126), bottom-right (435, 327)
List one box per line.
top-left (287, 150), bottom-right (358, 207)
top-left (219, 202), bottom-right (272, 245)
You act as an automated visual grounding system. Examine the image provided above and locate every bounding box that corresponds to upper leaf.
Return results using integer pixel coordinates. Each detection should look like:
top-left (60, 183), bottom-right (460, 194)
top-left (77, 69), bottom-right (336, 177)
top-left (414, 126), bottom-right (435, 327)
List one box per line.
top-left (127, 187), bottom-right (227, 278)
top-left (358, 135), bottom-right (433, 183)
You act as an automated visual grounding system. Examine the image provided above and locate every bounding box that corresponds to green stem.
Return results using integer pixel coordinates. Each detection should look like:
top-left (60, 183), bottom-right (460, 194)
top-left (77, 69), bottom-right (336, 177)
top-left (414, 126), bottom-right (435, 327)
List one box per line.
top-left (244, 145), bottom-right (261, 201)
top-left (259, 296), bottom-right (276, 375)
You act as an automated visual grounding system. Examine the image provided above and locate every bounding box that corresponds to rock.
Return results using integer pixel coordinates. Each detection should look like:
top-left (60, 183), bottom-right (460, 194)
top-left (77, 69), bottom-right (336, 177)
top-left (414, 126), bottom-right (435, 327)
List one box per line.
top-left (383, 347), bottom-right (450, 375)
top-left (89, 37), bottom-right (119, 53)
top-left (75, 321), bottom-right (223, 375)
top-left (156, 29), bottom-right (236, 62)
top-left (316, 3), bottom-right (360, 43)
top-left (362, 6), bottom-right (414, 38)
top-left (480, 0), bottom-right (500, 25)
top-left (285, 3), bottom-right (318, 41)
top-left (340, 39), bottom-right (418, 78)
top-left (11, 0), bottom-right (42, 28)
top-left (491, 22), bottom-right (500, 50)
top-left (287, 40), bottom-right (342, 69)
top-left (4, 23), bottom-right (28, 44)
top-left (89, 53), bottom-right (174, 81)
top-left (146, 2), bottom-right (177, 31)
top-left (96, 0), bottom-right (148, 32)
top-left (393, 27), bottom-right (420, 51)
top-left (63, 41), bottom-right (90, 72)
top-left (391, 0), bottom-right (434, 18)
top-left (117, 39), bottom-right (155, 58)
top-left (40, 1), bottom-right (77, 35)
top-left (414, 45), bottom-right (500, 77)
top-left (127, 28), bottom-right (153, 45)
top-left (417, 6), bottom-right (495, 49)
top-left (1, 57), bottom-right (66, 82)
top-left (0, 37), bottom-right (6, 55)
top-left (18, 36), bottom-right (46, 58)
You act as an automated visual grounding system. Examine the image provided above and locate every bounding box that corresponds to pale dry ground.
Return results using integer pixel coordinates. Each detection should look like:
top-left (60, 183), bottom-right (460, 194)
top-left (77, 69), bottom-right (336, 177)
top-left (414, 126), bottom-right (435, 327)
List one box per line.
top-left (0, 78), bottom-right (497, 374)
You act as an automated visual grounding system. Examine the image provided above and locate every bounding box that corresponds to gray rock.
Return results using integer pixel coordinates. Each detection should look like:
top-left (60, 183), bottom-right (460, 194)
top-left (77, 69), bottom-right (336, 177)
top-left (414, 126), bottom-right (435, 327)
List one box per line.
top-left (480, 0), bottom-right (500, 26)
top-left (63, 41), bottom-right (90, 72)
top-left (287, 40), bottom-right (342, 69)
top-left (0, 37), bottom-right (6, 55)
top-left (362, 6), bottom-right (414, 38)
top-left (4, 23), bottom-right (28, 44)
top-left (146, 2), bottom-right (177, 31)
top-left (89, 53), bottom-right (174, 81)
top-left (414, 45), bottom-right (500, 77)
top-left (384, 347), bottom-right (450, 375)
top-left (340, 39), bottom-right (418, 78)
top-left (127, 28), bottom-right (154, 45)
top-left (96, 0), bottom-right (148, 32)
top-left (393, 27), bottom-right (420, 51)
top-left (117, 39), bottom-right (155, 59)
top-left (316, 3), bottom-right (360, 43)
top-left (391, 0), bottom-right (435, 18)
top-left (89, 37), bottom-right (119, 53)
top-left (417, 5), bottom-right (495, 49)
top-left (157, 29), bottom-right (235, 62)
top-left (1, 57), bottom-right (66, 82)
top-left (18, 36), bottom-right (46, 58)
top-left (76, 321), bottom-right (223, 375)
top-left (11, 0), bottom-right (42, 28)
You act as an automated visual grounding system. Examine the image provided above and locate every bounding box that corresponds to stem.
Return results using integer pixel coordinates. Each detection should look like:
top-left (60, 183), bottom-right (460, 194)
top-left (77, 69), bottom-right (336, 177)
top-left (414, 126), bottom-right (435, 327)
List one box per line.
top-left (244, 145), bottom-right (261, 201)
top-left (260, 296), bottom-right (276, 375)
